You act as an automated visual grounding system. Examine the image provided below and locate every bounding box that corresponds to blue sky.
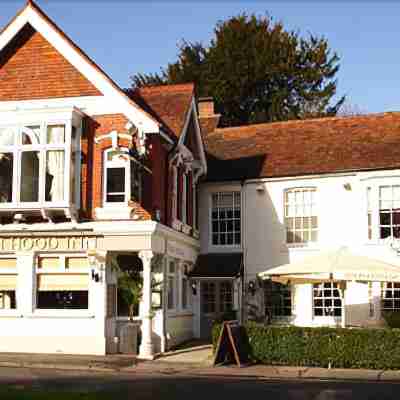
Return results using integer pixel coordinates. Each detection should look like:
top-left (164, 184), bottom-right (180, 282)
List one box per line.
top-left (1, 1), bottom-right (400, 113)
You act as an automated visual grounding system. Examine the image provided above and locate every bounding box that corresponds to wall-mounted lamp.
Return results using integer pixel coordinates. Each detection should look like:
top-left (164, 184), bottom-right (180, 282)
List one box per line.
top-left (154, 208), bottom-right (161, 222)
top-left (91, 269), bottom-right (100, 282)
top-left (343, 183), bottom-right (352, 191)
top-left (248, 280), bottom-right (256, 296)
top-left (256, 184), bottom-right (265, 193)
top-left (191, 282), bottom-right (197, 296)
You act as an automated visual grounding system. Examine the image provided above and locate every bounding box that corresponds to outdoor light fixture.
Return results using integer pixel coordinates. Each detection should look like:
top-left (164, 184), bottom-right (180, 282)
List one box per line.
top-left (343, 183), bottom-right (352, 191)
top-left (248, 280), bottom-right (256, 296)
top-left (191, 282), bottom-right (197, 296)
top-left (91, 269), bottom-right (100, 282)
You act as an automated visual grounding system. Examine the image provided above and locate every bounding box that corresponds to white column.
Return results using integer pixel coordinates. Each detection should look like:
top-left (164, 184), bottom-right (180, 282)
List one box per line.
top-left (138, 250), bottom-right (154, 360)
top-left (17, 252), bottom-right (35, 315)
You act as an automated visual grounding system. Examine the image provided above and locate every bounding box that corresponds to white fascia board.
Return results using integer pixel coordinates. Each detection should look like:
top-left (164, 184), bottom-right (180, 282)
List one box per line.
top-left (177, 97), bottom-right (207, 174)
top-left (0, 8), bottom-right (159, 134)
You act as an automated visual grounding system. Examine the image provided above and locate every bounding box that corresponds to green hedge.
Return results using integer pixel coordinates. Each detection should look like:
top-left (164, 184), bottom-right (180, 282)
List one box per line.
top-left (212, 322), bottom-right (400, 370)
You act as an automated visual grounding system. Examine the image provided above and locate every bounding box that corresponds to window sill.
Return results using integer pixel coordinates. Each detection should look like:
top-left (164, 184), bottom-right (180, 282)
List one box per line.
top-left (94, 206), bottom-right (133, 220)
top-left (166, 311), bottom-right (194, 318)
top-left (0, 311), bottom-right (22, 318)
top-left (29, 310), bottom-right (94, 319)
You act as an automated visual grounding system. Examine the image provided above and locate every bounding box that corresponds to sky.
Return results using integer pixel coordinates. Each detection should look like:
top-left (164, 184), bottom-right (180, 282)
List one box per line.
top-left (1, 0), bottom-right (400, 114)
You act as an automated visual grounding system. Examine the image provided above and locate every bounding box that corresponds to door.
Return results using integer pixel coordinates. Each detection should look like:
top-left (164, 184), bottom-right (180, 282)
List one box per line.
top-left (200, 280), bottom-right (234, 339)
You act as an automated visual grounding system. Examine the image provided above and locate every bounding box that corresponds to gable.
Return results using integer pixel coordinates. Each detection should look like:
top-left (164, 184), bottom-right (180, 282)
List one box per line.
top-left (0, 23), bottom-right (101, 101)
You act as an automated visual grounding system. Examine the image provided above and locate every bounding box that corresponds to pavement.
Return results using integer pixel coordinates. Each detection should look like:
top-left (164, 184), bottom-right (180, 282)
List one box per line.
top-left (1, 347), bottom-right (400, 382)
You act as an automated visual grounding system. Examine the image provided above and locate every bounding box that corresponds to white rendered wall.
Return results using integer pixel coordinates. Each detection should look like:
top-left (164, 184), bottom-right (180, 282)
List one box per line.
top-left (199, 170), bottom-right (400, 327)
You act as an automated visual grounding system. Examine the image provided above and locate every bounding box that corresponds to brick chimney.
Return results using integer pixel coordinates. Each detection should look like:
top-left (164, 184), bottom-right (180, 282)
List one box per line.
top-left (198, 97), bottom-right (220, 136)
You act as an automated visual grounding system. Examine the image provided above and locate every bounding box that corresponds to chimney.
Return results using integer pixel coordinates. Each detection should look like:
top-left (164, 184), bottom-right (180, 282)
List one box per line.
top-left (198, 97), bottom-right (220, 136)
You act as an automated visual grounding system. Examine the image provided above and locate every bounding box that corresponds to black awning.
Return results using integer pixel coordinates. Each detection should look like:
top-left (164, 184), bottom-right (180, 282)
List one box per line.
top-left (189, 253), bottom-right (243, 278)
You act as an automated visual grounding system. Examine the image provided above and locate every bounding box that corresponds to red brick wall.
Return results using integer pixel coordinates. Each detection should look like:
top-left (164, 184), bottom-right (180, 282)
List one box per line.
top-left (0, 24), bottom-right (101, 101)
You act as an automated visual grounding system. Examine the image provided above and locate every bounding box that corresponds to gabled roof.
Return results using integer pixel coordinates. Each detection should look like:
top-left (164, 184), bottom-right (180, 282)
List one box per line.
top-left (204, 112), bottom-right (400, 181)
top-left (0, 0), bottom-right (159, 133)
top-left (130, 83), bottom-right (195, 140)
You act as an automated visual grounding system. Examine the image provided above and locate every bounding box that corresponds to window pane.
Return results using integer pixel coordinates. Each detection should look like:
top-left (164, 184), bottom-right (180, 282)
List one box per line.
top-left (20, 151), bottom-right (39, 202)
top-left (47, 125), bottom-right (65, 144)
top-left (45, 150), bottom-right (65, 201)
top-left (0, 290), bottom-right (16, 309)
top-left (22, 125), bottom-right (41, 145)
top-left (0, 127), bottom-right (16, 146)
top-left (106, 167), bottom-right (125, 202)
top-left (0, 153), bottom-right (13, 203)
top-left (37, 291), bottom-right (88, 309)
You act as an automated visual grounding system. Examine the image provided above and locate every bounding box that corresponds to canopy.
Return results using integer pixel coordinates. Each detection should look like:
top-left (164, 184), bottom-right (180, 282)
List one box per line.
top-left (259, 247), bottom-right (400, 284)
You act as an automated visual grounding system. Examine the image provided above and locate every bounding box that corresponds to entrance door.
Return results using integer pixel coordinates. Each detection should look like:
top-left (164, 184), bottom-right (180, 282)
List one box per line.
top-left (200, 280), bottom-right (234, 339)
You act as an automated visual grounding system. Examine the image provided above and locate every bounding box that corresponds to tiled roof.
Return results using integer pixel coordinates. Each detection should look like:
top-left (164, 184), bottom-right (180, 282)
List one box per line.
top-left (204, 112), bottom-right (400, 181)
top-left (130, 83), bottom-right (194, 140)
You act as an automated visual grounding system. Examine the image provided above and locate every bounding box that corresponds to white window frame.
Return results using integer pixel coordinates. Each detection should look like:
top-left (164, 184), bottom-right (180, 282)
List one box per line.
top-left (313, 282), bottom-right (342, 318)
top-left (210, 191), bottom-right (241, 248)
top-left (381, 282), bottom-right (400, 312)
top-left (167, 260), bottom-right (176, 311)
top-left (103, 148), bottom-right (131, 206)
top-left (34, 253), bottom-right (91, 314)
top-left (0, 255), bottom-right (18, 315)
top-left (284, 187), bottom-right (318, 246)
top-left (0, 120), bottom-right (76, 208)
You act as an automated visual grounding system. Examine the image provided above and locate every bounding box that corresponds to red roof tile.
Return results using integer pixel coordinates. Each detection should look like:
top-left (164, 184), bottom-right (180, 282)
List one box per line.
top-left (204, 113), bottom-right (400, 181)
top-left (130, 83), bottom-right (194, 140)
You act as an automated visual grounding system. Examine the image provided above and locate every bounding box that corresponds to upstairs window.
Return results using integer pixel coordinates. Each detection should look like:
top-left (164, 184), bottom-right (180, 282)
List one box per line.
top-left (0, 123), bottom-right (77, 206)
top-left (284, 188), bottom-right (317, 244)
top-left (211, 192), bottom-right (241, 246)
top-left (103, 149), bottom-right (141, 205)
top-left (379, 185), bottom-right (400, 239)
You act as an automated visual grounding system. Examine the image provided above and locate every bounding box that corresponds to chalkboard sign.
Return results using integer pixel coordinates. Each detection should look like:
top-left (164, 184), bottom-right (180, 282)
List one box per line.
top-left (213, 320), bottom-right (250, 368)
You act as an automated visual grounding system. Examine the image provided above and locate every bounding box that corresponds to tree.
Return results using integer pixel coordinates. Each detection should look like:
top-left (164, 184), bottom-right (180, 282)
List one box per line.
top-left (131, 14), bottom-right (345, 127)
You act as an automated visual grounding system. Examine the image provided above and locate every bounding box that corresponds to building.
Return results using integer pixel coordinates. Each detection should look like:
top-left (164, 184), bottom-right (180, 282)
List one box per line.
top-left (0, 1), bottom-right (207, 358)
top-left (195, 102), bottom-right (400, 337)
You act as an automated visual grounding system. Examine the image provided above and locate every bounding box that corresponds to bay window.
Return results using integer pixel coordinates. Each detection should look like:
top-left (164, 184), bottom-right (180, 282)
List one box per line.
top-left (0, 118), bottom-right (80, 214)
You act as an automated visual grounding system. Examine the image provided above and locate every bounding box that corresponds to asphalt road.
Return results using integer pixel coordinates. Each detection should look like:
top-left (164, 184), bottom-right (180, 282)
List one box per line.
top-left (1, 366), bottom-right (400, 400)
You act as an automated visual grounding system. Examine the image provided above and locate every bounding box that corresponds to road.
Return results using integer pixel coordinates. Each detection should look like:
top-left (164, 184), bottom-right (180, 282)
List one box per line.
top-left (0, 366), bottom-right (400, 399)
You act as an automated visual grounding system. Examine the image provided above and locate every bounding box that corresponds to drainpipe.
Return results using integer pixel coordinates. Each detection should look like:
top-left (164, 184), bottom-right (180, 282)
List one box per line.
top-left (240, 179), bottom-right (247, 324)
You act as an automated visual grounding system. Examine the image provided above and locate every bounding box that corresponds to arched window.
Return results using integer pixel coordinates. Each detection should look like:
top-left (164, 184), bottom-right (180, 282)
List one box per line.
top-left (284, 187), bottom-right (318, 244)
top-left (103, 148), bottom-right (141, 205)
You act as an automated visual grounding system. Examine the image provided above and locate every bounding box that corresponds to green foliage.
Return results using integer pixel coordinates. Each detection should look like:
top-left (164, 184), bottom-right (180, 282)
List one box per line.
top-left (212, 323), bottom-right (400, 370)
top-left (117, 268), bottom-right (142, 320)
top-left (131, 13), bottom-right (344, 127)
top-left (382, 311), bottom-right (400, 328)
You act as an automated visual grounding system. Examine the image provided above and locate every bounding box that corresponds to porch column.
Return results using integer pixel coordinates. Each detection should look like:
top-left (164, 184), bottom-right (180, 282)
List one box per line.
top-left (138, 250), bottom-right (154, 360)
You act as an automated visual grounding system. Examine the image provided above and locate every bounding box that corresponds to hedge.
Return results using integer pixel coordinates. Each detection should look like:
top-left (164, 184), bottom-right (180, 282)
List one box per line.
top-left (212, 322), bottom-right (400, 370)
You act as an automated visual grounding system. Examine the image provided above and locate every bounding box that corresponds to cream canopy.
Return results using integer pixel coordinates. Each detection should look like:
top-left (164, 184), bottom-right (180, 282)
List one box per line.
top-left (258, 247), bottom-right (400, 284)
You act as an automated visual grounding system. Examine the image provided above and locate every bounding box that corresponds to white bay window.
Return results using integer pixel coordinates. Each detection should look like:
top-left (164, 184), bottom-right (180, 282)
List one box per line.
top-left (0, 110), bottom-right (81, 220)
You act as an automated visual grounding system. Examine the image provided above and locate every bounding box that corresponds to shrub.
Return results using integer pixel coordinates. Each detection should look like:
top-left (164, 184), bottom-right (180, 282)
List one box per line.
top-left (382, 311), bottom-right (400, 328)
top-left (212, 322), bottom-right (400, 370)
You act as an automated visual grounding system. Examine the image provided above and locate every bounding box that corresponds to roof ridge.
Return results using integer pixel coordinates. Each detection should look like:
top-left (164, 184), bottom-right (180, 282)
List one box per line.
top-left (138, 82), bottom-right (195, 94)
top-left (214, 111), bottom-right (400, 134)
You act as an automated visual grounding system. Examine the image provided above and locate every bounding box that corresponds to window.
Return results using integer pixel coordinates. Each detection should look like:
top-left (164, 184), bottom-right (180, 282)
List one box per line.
top-left (181, 274), bottom-right (189, 310)
top-left (104, 149), bottom-right (141, 205)
top-left (167, 261), bottom-right (176, 310)
top-left (379, 186), bottom-right (400, 239)
top-left (382, 282), bottom-right (400, 311)
top-left (0, 258), bottom-right (17, 310)
top-left (211, 192), bottom-right (241, 246)
top-left (219, 281), bottom-right (233, 312)
top-left (367, 187), bottom-right (372, 240)
top-left (0, 123), bottom-right (74, 205)
top-left (264, 281), bottom-right (292, 317)
top-left (36, 256), bottom-right (89, 310)
top-left (201, 281), bottom-right (216, 313)
top-left (313, 282), bottom-right (342, 317)
top-left (285, 188), bottom-right (318, 244)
